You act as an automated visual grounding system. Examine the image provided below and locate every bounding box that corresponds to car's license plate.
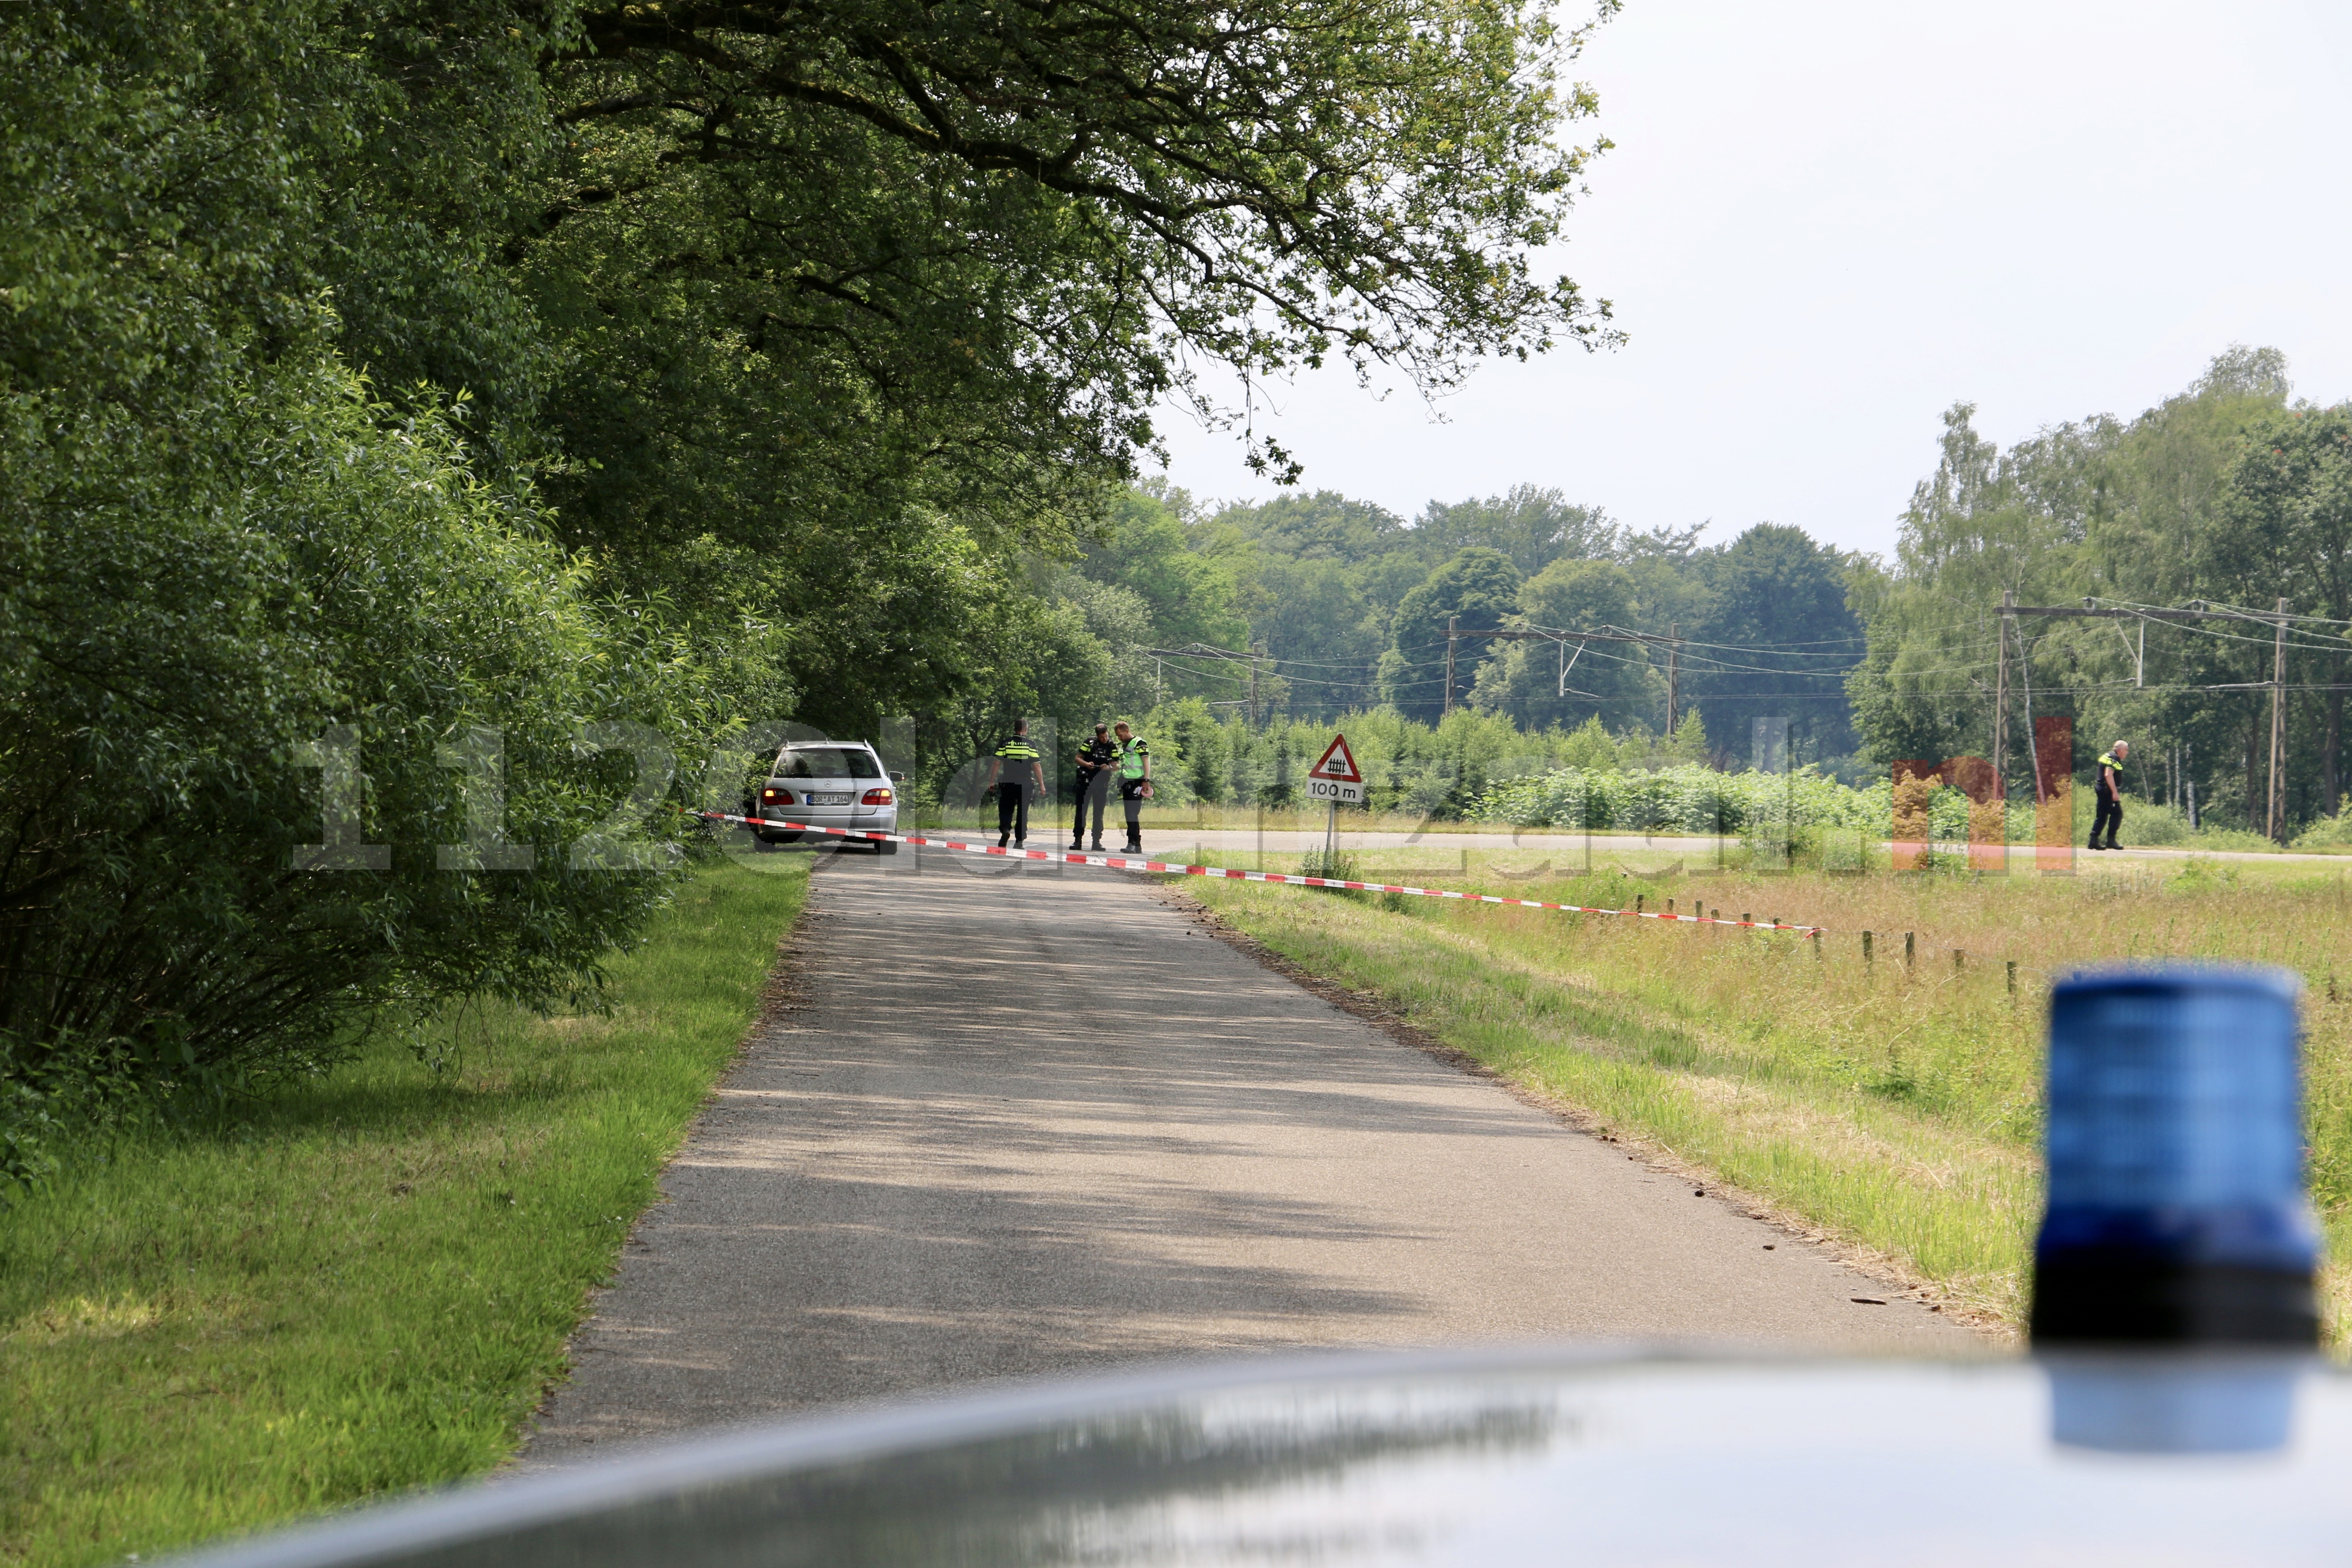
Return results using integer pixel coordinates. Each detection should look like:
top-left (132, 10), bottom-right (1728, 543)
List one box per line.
top-left (808, 792), bottom-right (852, 804)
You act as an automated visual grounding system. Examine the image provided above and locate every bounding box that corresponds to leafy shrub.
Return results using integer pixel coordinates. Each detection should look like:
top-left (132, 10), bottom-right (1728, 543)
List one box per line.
top-left (1473, 764), bottom-right (1896, 837)
top-left (1299, 847), bottom-right (1361, 883)
top-left (2293, 808), bottom-right (2352, 852)
top-left (1, 361), bottom-right (702, 1110)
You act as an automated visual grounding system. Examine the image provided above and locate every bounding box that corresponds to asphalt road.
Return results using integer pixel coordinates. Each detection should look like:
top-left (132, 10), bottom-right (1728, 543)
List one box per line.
top-left (522, 845), bottom-right (1971, 1468)
top-left (908, 822), bottom-right (2344, 871)
top-left (1056, 826), bottom-right (2346, 869)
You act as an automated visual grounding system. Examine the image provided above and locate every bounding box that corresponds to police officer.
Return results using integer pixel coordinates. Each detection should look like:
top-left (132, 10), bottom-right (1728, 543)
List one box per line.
top-left (1112, 719), bottom-right (1152, 854)
top-left (982, 719), bottom-right (1046, 849)
top-left (2088, 739), bottom-right (2129, 851)
top-left (1070, 721), bottom-right (1117, 851)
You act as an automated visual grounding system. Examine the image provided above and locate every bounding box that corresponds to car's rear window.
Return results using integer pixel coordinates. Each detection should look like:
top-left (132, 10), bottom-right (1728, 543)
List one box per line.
top-left (777, 748), bottom-right (879, 780)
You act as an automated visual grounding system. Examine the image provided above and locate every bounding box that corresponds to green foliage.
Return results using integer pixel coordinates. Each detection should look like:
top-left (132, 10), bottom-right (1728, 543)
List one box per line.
top-left (1082, 487), bottom-right (1251, 656)
top-left (2, 365), bottom-right (691, 1106)
top-left (2293, 805), bottom-right (2352, 852)
top-left (522, 0), bottom-right (1620, 736)
top-left (545, 0), bottom-right (1617, 464)
top-left (1159, 698), bottom-right (1235, 804)
top-left (1124, 704), bottom-right (1551, 818)
top-left (1473, 558), bottom-right (1652, 730)
top-left (1415, 485), bottom-right (1622, 577)
top-left (1380, 547), bottom-right (1526, 720)
top-left (1683, 524), bottom-right (1861, 757)
top-left (1298, 846), bottom-right (1362, 884)
top-left (1178, 482), bottom-right (1863, 760)
top-left (1477, 764), bottom-right (1893, 837)
top-left (0, 1), bottom-right (716, 1120)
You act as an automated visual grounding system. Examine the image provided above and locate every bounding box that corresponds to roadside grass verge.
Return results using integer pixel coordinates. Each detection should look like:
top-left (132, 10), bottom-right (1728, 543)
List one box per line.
top-left (1186, 854), bottom-right (2352, 1346)
top-left (0, 856), bottom-right (809, 1568)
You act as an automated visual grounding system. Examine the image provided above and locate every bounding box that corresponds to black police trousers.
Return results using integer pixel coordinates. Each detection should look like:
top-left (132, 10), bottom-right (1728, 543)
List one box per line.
top-left (996, 784), bottom-right (1030, 844)
top-left (1072, 769), bottom-right (1110, 843)
top-left (2090, 785), bottom-right (2121, 847)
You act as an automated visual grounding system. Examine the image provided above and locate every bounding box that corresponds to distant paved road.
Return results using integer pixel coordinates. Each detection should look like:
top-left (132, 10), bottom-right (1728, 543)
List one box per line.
top-left (1067, 827), bottom-right (2342, 869)
top-left (521, 846), bottom-right (1971, 1468)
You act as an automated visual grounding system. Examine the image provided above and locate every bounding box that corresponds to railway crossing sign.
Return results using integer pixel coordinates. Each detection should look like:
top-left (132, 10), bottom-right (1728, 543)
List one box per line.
top-left (1306, 733), bottom-right (1364, 804)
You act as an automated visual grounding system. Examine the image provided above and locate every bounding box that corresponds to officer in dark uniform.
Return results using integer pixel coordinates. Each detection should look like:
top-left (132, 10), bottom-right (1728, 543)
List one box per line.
top-left (2088, 739), bottom-right (2128, 851)
top-left (1070, 721), bottom-right (1118, 851)
top-left (982, 719), bottom-right (1046, 849)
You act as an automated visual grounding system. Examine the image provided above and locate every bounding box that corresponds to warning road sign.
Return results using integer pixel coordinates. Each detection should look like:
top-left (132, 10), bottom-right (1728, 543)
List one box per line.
top-left (1307, 733), bottom-right (1363, 803)
top-left (1309, 733), bottom-right (1361, 781)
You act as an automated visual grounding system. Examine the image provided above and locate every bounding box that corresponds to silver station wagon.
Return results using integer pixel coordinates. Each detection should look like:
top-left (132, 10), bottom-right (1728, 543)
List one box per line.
top-left (756, 741), bottom-right (899, 853)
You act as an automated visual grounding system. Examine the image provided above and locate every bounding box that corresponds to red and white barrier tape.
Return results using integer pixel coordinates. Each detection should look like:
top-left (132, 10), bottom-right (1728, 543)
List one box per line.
top-left (694, 811), bottom-right (1827, 937)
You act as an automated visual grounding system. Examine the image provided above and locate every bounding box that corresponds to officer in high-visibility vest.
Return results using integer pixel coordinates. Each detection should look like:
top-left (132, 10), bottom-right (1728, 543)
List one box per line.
top-left (2088, 739), bottom-right (2129, 851)
top-left (982, 719), bottom-right (1046, 849)
top-left (1111, 720), bottom-right (1152, 854)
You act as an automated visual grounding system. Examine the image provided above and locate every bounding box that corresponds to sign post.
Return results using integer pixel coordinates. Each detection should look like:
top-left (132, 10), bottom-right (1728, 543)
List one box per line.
top-left (1306, 733), bottom-right (1364, 860)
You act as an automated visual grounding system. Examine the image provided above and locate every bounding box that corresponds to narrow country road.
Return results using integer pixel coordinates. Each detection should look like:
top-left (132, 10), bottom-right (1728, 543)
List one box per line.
top-left (522, 845), bottom-right (1970, 1468)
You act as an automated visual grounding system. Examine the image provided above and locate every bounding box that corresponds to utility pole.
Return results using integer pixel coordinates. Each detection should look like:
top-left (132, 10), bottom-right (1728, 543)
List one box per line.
top-left (1994, 590), bottom-right (2011, 781)
top-left (2269, 598), bottom-right (2289, 841)
top-left (2018, 617), bottom-right (2041, 801)
top-left (1443, 616), bottom-right (1458, 719)
top-left (1248, 644), bottom-right (1262, 729)
top-left (1665, 622), bottom-right (1679, 736)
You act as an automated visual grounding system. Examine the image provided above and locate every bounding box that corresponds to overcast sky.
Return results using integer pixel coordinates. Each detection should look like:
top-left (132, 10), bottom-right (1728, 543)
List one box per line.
top-left (1151, 0), bottom-right (2352, 559)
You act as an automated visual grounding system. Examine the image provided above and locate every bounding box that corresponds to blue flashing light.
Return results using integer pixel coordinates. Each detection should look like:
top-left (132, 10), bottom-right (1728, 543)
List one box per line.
top-left (2034, 965), bottom-right (2321, 1345)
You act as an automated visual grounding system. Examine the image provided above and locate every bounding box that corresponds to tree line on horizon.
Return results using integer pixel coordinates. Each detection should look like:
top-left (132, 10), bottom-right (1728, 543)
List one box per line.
top-left (968, 481), bottom-right (1866, 780)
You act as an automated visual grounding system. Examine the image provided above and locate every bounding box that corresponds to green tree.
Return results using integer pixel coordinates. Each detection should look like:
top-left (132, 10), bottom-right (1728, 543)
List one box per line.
top-left (1471, 558), bottom-right (1653, 729)
top-left (1251, 558), bottom-right (1387, 713)
top-left (544, 0), bottom-right (1617, 457)
top-left (1213, 489), bottom-right (1417, 714)
top-left (1417, 485), bottom-right (1619, 576)
top-left (511, 0), bottom-right (1623, 732)
top-left (1080, 487), bottom-right (1250, 655)
top-left (1686, 524), bottom-right (1862, 762)
top-left (2218, 402), bottom-right (2352, 814)
top-left (1226, 491), bottom-right (1414, 565)
top-left (1380, 548), bottom-right (1524, 722)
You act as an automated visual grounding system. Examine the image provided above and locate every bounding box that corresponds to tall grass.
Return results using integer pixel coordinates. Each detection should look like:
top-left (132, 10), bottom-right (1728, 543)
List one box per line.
top-left (0, 858), bottom-right (808, 1568)
top-left (1191, 855), bottom-right (2352, 1342)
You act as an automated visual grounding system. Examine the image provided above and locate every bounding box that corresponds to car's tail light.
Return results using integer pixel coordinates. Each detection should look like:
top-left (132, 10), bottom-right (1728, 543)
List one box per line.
top-left (861, 787), bottom-right (893, 805)
top-left (762, 787), bottom-right (792, 806)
